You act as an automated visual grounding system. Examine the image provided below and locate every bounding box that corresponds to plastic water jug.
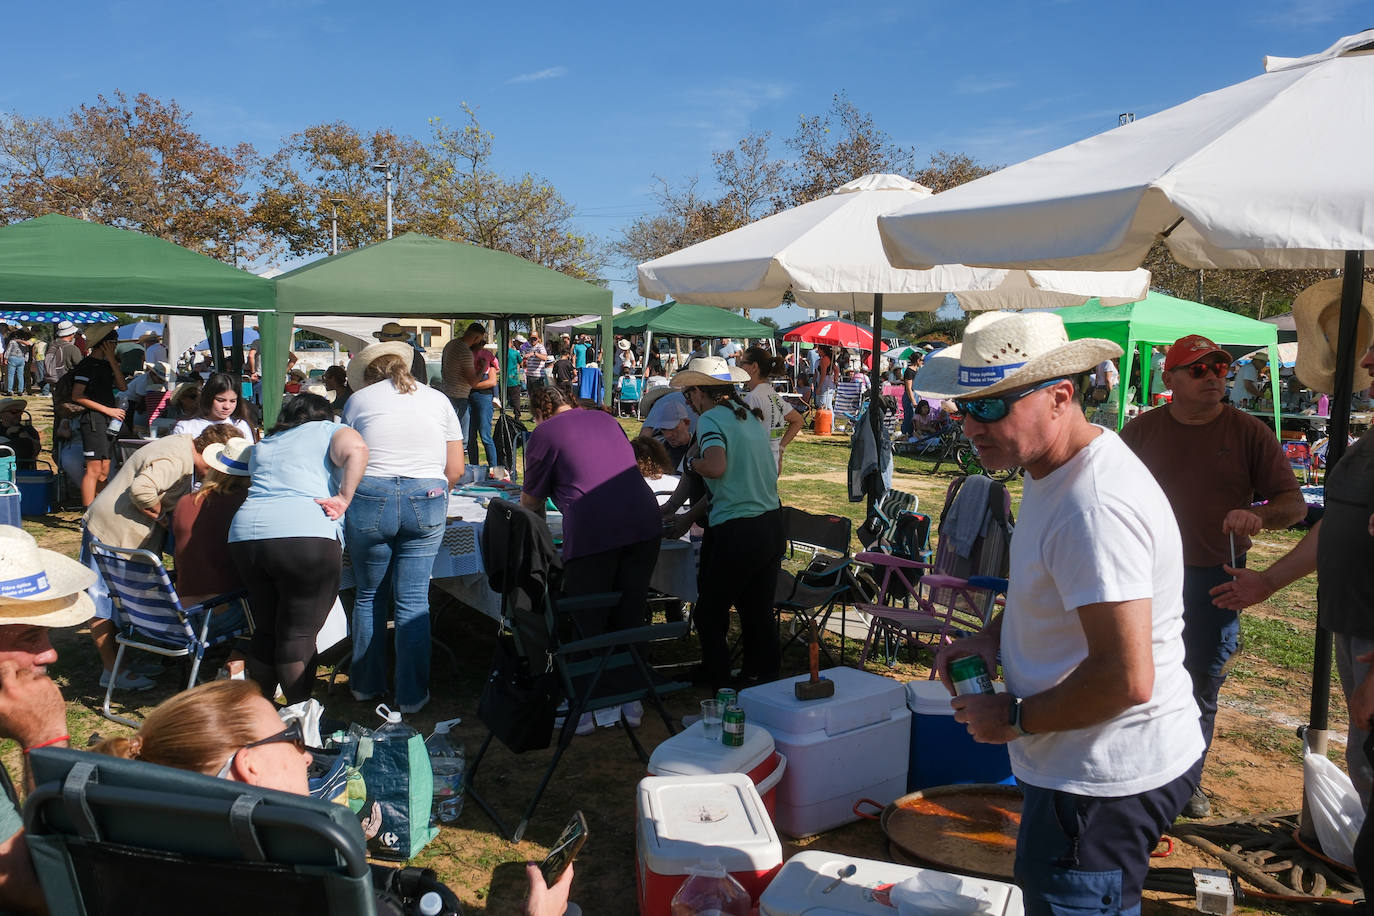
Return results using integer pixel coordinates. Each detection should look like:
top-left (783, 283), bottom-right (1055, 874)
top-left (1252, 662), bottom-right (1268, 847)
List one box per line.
top-left (425, 718), bottom-right (465, 825)
top-left (669, 861), bottom-right (750, 916)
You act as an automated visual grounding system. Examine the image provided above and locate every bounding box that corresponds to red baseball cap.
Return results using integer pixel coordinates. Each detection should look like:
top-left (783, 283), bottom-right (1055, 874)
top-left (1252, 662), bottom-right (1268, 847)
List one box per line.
top-left (1164, 335), bottom-right (1228, 372)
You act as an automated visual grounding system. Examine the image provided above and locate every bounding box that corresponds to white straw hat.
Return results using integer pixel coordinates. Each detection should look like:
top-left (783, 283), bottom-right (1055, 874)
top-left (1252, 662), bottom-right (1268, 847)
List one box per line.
top-left (1294, 277), bottom-right (1374, 395)
top-left (912, 311), bottom-right (1121, 400)
top-left (0, 526), bottom-right (96, 627)
top-left (348, 341), bottom-right (417, 391)
top-left (55, 321), bottom-right (77, 338)
top-left (83, 322), bottom-right (118, 347)
top-left (670, 356), bottom-right (749, 389)
top-left (202, 437), bottom-right (254, 477)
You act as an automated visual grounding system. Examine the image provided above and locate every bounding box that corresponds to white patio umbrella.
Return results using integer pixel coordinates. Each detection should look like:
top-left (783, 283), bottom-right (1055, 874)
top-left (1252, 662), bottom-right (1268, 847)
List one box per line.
top-left (637, 173), bottom-right (1150, 438)
top-left (877, 28), bottom-right (1374, 821)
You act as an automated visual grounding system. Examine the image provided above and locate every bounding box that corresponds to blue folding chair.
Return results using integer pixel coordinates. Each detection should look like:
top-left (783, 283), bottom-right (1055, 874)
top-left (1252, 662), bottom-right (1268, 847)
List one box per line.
top-left (88, 538), bottom-right (252, 726)
top-left (615, 375), bottom-right (645, 417)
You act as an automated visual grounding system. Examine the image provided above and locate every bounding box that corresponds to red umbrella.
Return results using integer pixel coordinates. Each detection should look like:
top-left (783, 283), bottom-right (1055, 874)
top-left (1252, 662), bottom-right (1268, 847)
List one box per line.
top-left (782, 318), bottom-right (889, 351)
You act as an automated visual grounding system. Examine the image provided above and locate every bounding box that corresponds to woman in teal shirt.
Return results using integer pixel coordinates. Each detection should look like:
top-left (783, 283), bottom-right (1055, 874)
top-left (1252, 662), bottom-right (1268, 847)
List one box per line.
top-left (673, 357), bottom-right (784, 688)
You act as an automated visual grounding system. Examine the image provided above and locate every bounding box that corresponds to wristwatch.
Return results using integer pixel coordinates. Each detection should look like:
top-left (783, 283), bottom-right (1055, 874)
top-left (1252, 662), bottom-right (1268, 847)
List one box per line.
top-left (1008, 695), bottom-right (1032, 737)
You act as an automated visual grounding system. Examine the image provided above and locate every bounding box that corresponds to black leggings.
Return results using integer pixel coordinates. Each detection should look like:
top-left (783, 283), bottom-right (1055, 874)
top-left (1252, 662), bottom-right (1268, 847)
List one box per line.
top-left (695, 509), bottom-right (785, 683)
top-left (230, 536), bottom-right (342, 704)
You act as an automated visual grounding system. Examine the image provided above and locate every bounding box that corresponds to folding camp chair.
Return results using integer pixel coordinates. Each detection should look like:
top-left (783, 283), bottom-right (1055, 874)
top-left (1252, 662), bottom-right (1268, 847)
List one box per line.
top-left (1285, 440), bottom-right (1316, 484)
top-left (466, 498), bottom-right (689, 841)
top-left (856, 488), bottom-right (920, 552)
top-left (614, 374), bottom-right (644, 417)
top-left (88, 538), bottom-right (252, 726)
top-left (832, 378), bottom-right (867, 434)
top-left (771, 508), bottom-right (865, 664)
top-left (856, 475), bottom-right (1014, 670)
top-left (24, 746), bottom-right (378, 916)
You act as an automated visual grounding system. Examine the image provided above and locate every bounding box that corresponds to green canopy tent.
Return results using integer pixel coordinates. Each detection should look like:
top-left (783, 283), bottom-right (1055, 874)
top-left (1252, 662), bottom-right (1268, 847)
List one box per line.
top-left (0, 214), bottom-right (275, 373)
top-left (268, 233), bottom-right (612, 424)
top-left (573, 300), bottom-right (773, 338)
top-left (1054, 291), bottom-right (1280, 433)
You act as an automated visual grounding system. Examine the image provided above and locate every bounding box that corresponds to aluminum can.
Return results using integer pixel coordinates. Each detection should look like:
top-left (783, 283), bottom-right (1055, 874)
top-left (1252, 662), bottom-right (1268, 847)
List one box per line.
top-left (950, 654), bottom-right (995, 696)
top-left (722, 703), bottom-right (745, 747)
top-left (715, 687), bottom-right (739, 709)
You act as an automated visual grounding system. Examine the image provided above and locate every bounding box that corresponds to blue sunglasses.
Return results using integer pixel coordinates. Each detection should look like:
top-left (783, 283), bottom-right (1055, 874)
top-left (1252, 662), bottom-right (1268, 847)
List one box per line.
top-left (956, 377), bottom-right (1066, 423)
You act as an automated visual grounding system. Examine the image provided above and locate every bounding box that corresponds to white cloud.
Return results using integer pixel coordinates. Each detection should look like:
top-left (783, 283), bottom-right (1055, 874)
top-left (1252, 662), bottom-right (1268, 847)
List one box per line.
top-left (508, 66), bottom-right (568, 84)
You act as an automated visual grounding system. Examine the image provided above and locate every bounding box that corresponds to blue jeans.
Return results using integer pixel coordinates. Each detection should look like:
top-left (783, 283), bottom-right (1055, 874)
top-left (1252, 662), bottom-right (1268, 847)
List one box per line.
top-left (346, 476), bottom-right (447, 707)
top-left (448, 396), bottom-right (470, 444)
top-left (6, 359), bottom-right (23, 394)
top-left (1181, 562), bottom-right (1244, 753)
top-left (467, 390), bottom-right (496, 465)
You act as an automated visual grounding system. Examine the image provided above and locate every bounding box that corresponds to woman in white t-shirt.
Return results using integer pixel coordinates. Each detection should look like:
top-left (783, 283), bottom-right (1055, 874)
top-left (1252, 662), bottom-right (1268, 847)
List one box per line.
top-left (341, 342), bottom-right (465, 715)
top-left (738, 346), bottom-right (802, 474)
top-left (172, 373), bottom-right (257, 441)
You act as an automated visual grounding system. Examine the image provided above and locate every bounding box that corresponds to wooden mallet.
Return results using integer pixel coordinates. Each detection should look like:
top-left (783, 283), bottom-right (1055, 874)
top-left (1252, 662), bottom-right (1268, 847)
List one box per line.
top-left (794, 622), bottom-right (835, 700)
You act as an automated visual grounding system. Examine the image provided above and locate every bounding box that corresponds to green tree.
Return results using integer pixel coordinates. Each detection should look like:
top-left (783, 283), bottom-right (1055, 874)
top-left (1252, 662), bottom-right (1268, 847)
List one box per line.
top-left (0, 91), bottom-right (265, 263)
top-left (779, 92), bottom-right (918, 208)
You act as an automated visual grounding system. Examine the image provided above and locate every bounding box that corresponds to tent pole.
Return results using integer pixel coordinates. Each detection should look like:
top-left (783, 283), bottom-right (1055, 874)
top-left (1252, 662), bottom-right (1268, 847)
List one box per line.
top-left (600, 307), bottom-right (613, 409)
top-left (1268, 342), bottom-right (1280, 438)
top-left (258, 311), bottom-right (289, 429)
top-left (1301, 249), bottom-right (1364, 840)
top-left (868, 293), bottom-right (885, 474)
top-left (230, 315), bottom-right (245, 379)
top-left (202, 314), bottom-right (221, 374)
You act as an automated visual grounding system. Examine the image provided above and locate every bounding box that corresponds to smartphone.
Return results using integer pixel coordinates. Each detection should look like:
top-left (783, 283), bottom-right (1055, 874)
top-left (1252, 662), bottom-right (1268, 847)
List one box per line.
top-left (539, 810), bottom-right (588, 887)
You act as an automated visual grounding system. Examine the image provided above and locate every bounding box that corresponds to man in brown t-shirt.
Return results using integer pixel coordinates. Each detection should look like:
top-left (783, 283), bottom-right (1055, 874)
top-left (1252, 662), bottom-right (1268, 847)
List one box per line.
top-left (1120, 334), bottom-right (1305, 816)
top-left (440, 322), bottom-right (484, 441)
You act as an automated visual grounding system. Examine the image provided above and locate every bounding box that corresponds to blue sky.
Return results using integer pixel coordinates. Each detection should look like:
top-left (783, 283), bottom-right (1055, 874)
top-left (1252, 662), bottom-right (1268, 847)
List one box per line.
top-left (1, 0), bottom-right (1368, 315)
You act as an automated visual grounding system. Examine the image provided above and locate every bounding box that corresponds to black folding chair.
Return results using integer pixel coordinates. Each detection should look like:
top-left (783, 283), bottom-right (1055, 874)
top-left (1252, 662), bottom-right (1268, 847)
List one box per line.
top-left (24, 747), bottom-right (377, 916)
top-left (466, 498), bottom-right (690, 841)
top-left (771, 507), bottom-right (864, 664)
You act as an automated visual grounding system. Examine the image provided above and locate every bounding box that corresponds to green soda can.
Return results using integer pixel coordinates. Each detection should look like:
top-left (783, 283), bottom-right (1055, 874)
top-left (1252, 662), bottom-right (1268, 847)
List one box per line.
top-left (715, 687), bottom-right (739, 709)
top-left (722, 703), bottom-right (746, 747)
top-left (950, 655), bottom-right (995, 696)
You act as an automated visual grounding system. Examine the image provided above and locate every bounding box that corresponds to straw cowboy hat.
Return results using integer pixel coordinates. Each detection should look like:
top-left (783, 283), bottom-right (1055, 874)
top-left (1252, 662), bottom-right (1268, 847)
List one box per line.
top-left (670, 356), bottom-right (749, 389)
top-left (912, 311), bottom-right (1121, 400)
top-left (0, 526), bottom-right (96, 627)
top-left (138, 330), bottom-right (162, 343)
top-left (372, 322), bottom-right (411, 342)
top-left (1294, 277), bottom-right (1374, 395)
top-left (203, 438), bottom-right (254, 477)
top-left (638, 385), bottom-right (676, 418)
top-left (83, 322), bottom-right (118, 347)
top-left (300, 380), bottom-right (335, 403)
top-left (616, 338), bottom-right (632, 350)
top-left (348, 341), bottom-right (416, 391)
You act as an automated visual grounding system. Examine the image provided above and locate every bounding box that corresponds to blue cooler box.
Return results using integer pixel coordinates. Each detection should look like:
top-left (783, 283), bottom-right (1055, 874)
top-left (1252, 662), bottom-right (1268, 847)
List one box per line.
top-left (906, 679), bottom-right (1015, 791)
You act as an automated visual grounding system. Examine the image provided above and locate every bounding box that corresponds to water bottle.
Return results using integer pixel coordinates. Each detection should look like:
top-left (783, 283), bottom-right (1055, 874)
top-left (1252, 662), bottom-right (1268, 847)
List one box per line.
top-left (669, 861), bottom-right (750, 916)
top-left (425, 717), bottom-right (465, 826)
top-left (106, 394), bottom-right (125, 437)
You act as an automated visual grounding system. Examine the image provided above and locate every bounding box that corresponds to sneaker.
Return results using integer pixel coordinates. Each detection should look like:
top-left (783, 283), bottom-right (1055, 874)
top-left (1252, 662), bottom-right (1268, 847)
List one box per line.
top-left (1182, 786), bottom-right (1211, 818)
top-left (575, 713), bottom-right (595, 736)
top-left (128, 658), bottom-right (165, 677)
top-left (99, 669), bottom-right (155, 691)
top-left (621, 701), bottom-right (643, 728)
top-left (399, 694), bottom-right (430, 715)
top-left (350, 688), bottom-right (379, 702)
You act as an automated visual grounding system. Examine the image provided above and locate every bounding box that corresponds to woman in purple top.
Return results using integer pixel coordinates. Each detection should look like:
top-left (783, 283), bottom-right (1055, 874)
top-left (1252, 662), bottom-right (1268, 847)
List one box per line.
top-left (521, 386), bottom-right (661, 634)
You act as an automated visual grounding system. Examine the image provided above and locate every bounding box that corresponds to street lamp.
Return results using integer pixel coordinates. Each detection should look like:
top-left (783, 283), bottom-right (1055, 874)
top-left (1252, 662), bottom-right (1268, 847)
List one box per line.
top-left (371, 163), bottom-right (394, 239)
top-left (329, 198), bottom-right (344, 255)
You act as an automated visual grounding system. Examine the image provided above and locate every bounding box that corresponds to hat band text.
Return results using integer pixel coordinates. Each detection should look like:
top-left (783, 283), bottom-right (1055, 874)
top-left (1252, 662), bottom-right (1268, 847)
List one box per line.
top-left (959, 361), bottom-right (1025, 387)
top-left (0, 571), bottom-right (49, 598)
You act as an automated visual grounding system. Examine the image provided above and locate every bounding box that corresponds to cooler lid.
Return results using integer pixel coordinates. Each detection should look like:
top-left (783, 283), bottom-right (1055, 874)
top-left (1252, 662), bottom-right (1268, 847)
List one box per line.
top-left (741, 668), bottom-right (906, 738)
top-left (758, 851), bottom-right (1022, 916)
top-left (636, 773), bottom-right (782, 875)
top-left (906, 678), bottom-right (1005, 714)
top-left (648, 720), bottom-right (774, 777)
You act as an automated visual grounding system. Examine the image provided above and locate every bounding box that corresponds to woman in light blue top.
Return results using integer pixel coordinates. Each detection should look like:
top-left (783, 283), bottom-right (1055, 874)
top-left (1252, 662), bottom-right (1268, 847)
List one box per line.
top-left (228, 394), bottom-right (367, 704)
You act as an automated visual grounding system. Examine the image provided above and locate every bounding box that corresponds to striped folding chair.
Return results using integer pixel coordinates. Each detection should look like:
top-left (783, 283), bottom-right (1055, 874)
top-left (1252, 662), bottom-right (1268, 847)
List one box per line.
top-left (88, 538), bottom-right (252, 726)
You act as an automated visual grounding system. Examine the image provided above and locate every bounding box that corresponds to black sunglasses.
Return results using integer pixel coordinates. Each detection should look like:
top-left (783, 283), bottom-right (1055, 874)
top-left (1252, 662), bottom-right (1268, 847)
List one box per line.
top-left (956, 377), bottom-right (1066, 423)
top-left (216, 719), bottom-right (306, 778)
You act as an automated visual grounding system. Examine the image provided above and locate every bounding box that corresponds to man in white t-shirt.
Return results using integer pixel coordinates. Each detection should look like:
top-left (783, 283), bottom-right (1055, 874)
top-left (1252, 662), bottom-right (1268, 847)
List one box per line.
top-left (922, 312), bottom-right (1203, 916)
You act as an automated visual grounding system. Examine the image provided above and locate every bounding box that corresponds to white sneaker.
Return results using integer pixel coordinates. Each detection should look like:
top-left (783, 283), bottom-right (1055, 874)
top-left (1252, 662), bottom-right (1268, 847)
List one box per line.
top-left (99, 669), bottom-right (155, 691)
top-left (575, 713), bottom-right (595, 736)
top-left (621, 701), bottom-right (643, 727)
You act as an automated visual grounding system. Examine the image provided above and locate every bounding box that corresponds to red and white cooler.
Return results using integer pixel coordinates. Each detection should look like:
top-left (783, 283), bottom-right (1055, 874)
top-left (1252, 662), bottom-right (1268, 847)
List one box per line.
top-left (647, 719), bottom-right (788, 818)
top-left (759, 851), bottom-right (1025, 916)
top-left (636, 773), bottom-right (783, 915)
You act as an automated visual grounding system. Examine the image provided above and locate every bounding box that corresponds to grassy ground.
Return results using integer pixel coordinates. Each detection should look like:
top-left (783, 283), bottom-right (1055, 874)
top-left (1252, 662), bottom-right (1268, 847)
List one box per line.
top-left (11, 406), bottom-right (1339, 913)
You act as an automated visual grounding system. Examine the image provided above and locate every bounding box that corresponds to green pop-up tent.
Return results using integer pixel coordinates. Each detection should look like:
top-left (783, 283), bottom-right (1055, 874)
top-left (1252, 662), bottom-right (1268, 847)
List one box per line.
top-left (1054, 291), bottom-right (1280, 433)
top-left (573, 300), bottom-right (773, 338)
top-left (269, 233), bottom-right (612, 423)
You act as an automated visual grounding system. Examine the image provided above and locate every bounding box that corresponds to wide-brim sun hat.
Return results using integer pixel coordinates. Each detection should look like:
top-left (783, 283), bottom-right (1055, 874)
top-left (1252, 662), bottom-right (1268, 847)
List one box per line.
top-left (372, 321), bottom-right (410, 341)
top-left (0, 398), bottom-right (27, 414)
top-left (638, 385), bottom-right (676, 419)
top-left (300, 380), bottom-right (336, 403)
top-left (616, 339), bottom-right (631, 350)
top-left (670, 356), bottom-right (749, 389)
top-left (911, 311), bottom-right (1121, 400)
top-left (348, 341), bottom-right (417, 391)
top-left (83, 322), bottom-right (118, 347)
top-left (0, 526), bottom-right (96, 627)
top-left (203, 437), bottom-right (254, 477)
top-left (1294, 277), bottom-right (1374, 395)
top-left (55, 320), bottom-right (77, 337)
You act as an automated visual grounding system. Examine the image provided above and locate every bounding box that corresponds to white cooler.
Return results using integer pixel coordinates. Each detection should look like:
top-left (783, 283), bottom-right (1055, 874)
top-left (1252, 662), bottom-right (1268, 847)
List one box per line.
top-left (759, 850), bottom-right (1024, 916)
top-left (636, 773), bottom-right (783, 915)
top-left (648, 720), bottom-right (787, 819)
top-left (740, 667), bottom-right (910, 837)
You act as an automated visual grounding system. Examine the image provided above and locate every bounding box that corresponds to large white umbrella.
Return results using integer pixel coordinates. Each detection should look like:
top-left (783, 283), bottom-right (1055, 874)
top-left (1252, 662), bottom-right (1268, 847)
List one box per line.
top-left (877, 29), bottom-right (1374, 824)
top-left (638, 174), bottom-right (1151, 313)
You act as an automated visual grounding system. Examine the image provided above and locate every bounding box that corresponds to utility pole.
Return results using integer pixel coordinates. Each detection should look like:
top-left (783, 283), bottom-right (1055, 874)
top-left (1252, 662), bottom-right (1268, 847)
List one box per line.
top-left (371, 163), bottom-right (394, 239)
top-left (329, 198), bottom-right (344, 255)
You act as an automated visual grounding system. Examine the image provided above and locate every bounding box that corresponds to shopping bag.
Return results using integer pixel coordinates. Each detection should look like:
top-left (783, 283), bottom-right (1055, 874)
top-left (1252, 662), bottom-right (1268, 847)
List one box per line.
top-left (1303, 738), bottom-right (1363, 867)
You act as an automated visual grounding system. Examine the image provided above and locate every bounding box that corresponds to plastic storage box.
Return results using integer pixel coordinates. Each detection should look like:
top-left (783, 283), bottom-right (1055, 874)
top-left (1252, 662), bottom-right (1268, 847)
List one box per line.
top-left (758, 850), bottom-right (1024, 916)
top-left (906, 679), bottom-right (1014, 791)
top-left (636, 773), bottom-right (782, 915)
top-left (739, 667), bottom-right (910, 837)
top-left (648, 720), bottom-right (787, 818)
